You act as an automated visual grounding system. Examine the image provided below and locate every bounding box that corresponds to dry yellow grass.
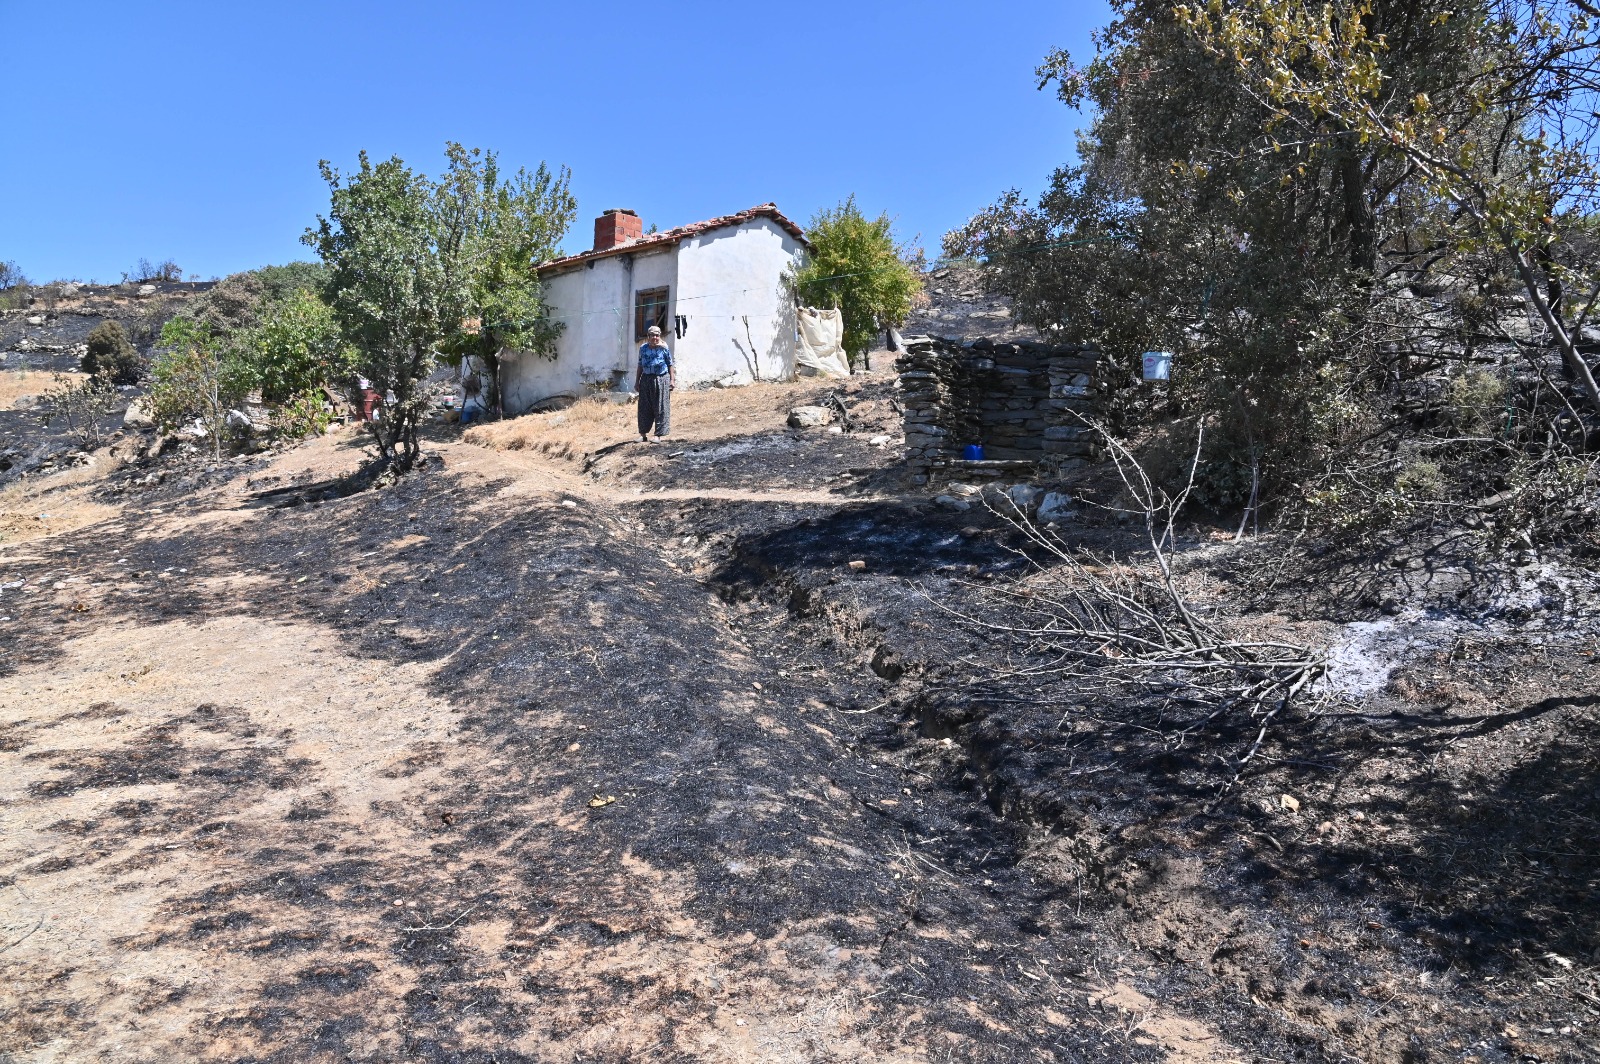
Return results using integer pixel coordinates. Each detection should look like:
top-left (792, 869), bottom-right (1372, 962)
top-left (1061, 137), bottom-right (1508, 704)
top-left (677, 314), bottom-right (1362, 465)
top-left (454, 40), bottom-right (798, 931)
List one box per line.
top-left (463, 374), bottom-right (893, 463)
top-left (465, 396), bottom-right (634, 459)
top-left (0, 369), bottom-right (86, 408)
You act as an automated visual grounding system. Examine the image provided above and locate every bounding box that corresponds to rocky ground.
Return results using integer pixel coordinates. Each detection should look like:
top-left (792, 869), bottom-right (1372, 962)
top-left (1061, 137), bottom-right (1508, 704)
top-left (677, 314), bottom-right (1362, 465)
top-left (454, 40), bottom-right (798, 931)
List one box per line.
top-left (1, 284), bottom-right (1597, 1062)
top-left (0, 281), bottom-right (207, 478)
top-left (901, 262), bottom-right (1040, 346)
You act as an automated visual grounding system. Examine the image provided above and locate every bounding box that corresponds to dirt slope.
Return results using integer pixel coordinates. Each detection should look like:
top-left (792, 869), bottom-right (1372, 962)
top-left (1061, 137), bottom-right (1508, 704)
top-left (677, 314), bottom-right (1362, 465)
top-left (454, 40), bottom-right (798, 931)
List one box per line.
top-left (0, 386), bottom-right (1238, 1063)
top-left (2, 375), bottom-right (1597, 1063)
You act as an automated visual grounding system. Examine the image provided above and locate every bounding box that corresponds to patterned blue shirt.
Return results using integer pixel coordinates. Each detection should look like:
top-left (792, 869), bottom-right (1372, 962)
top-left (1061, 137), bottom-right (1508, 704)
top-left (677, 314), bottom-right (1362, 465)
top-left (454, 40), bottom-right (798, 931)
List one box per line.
top-left (638, 342), bottom-right (674, 376)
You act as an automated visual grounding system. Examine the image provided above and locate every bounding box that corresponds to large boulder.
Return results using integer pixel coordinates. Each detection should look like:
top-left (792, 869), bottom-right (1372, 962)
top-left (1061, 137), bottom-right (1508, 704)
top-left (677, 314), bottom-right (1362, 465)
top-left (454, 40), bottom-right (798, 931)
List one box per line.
top-left (787, 405), bottom-right (835, 429)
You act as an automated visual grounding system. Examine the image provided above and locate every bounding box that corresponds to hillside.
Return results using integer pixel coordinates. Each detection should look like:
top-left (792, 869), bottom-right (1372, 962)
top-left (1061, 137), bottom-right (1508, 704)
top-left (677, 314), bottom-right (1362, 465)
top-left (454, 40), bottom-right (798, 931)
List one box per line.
top-left (0, 349), bottom-right (1595, 1062)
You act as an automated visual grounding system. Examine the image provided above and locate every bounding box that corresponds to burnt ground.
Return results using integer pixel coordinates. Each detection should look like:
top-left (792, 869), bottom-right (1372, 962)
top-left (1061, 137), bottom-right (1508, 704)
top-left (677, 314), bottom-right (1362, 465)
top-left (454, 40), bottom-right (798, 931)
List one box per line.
top-left (1, 282), bottom-right (208, 477)
top-left (2, 381), bottom-right (1599, 1063)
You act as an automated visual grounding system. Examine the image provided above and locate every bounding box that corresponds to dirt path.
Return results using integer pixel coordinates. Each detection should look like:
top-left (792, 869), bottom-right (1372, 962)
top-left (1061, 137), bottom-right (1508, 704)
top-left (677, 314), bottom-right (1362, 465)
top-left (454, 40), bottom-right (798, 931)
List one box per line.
top-left (0, 433), bottom-right (1245, 1063)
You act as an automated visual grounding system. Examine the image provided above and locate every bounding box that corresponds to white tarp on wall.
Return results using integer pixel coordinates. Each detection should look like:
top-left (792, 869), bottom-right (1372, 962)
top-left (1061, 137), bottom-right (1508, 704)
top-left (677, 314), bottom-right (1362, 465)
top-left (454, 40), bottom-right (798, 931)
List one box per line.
top-left (795, 306), bottom-right (850, 378)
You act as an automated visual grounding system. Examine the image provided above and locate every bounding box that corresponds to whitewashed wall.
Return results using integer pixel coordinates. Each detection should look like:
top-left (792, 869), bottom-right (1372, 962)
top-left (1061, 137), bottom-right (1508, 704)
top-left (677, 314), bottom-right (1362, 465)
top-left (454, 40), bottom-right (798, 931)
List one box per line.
top-left (501, 255), bottom-right (633, 412)
top-left (501, 217), bottom-right (805, 414)
top-left (674, 218), bottom-right (803, 385)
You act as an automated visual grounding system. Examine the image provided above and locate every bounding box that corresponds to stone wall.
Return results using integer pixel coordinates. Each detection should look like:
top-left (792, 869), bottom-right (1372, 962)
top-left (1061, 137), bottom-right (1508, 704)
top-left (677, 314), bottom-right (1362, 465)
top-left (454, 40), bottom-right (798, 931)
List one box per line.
top-left (897, 336), bottom-right (1097, 484)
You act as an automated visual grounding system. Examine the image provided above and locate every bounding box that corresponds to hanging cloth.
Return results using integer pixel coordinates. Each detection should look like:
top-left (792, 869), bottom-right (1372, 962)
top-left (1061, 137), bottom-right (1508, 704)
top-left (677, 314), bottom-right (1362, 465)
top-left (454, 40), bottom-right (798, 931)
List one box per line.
top-left (795, 306), bottom-right (850, 378)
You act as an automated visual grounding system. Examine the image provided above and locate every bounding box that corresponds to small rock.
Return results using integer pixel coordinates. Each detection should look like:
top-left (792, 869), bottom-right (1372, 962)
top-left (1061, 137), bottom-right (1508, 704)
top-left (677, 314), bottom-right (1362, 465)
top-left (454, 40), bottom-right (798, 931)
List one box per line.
top-left (786, 405), bottom-right (834, 429)
top-left (137, 284), bottom-right (158, 297)
top-left (868, 434), bottom-right (892, 447)
top-left (847, 559), bottom-right (867, 570)
top-left (934, 495), bottom-right (972, 512)
top-left (1006, 484), bottom-right (1042, 513)
top-left (25, 315), bottom-right (45, 326)
top-left (121, 396), bottom-right (155, 430)
top-left (1280, 794), bottom-right (1301, 812)
top-left (1036, 491), bottom-right (1076, 523)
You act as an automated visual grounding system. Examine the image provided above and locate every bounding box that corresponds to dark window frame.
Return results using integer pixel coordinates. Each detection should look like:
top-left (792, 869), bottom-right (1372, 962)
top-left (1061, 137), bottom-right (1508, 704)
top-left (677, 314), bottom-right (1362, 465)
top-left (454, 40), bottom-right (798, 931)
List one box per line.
top-left (634, 287), bottom-right (670, 341)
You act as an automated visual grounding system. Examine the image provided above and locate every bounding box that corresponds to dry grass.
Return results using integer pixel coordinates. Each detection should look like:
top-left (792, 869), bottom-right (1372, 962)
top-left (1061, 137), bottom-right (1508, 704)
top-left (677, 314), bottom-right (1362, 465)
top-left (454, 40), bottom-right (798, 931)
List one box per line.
top-left (464, 374), bottom-right (895, 463)
top-left (0, 369), bottom-right (85, 408)
top-left (466, 396), bottom-right (635, 459)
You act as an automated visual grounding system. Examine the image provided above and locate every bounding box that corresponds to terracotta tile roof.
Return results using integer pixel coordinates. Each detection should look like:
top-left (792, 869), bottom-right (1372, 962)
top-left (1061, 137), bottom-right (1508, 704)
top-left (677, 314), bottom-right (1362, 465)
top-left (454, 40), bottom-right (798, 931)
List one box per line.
top-left (538, 203), bottom-right (808, 273)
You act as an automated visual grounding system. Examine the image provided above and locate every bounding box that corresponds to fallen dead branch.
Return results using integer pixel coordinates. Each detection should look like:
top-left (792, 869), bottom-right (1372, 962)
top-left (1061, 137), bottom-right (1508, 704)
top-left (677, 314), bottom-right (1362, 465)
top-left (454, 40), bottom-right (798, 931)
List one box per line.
top-left (932, 421), bottom-right (1326, 786)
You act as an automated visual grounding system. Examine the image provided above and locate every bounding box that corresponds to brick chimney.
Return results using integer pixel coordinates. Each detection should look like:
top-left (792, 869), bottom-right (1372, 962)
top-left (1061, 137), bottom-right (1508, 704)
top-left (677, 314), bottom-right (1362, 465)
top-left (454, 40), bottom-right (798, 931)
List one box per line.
top-left (593, 209), bottom-right (643, 251)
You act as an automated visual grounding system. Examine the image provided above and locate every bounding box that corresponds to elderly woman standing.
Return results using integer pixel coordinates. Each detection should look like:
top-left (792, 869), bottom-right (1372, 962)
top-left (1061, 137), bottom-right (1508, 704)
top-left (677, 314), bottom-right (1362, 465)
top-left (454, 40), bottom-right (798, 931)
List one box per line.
top-left (636, 324), bottom-right (675, 442)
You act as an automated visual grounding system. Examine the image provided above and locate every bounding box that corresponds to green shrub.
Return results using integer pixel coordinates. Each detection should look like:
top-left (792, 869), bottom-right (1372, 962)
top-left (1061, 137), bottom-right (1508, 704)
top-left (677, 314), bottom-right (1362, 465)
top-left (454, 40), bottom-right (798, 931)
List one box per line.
top-left (1395, 460), bottom-right (1446, 501)
top-left (82, 321), bottom-right (143, 384)
top-left (0, 261), bottom-right (28, 310)
top-left (1447, 369), bottom-right (1508, 433)
top-left (150, 318), bottom-right (257, 460)
top-left (271, 390), bottom-right (336, 438)
top-left (244, 288), bottom-right (353, 405)
top-left (35, 374), bottom-right (119, 449)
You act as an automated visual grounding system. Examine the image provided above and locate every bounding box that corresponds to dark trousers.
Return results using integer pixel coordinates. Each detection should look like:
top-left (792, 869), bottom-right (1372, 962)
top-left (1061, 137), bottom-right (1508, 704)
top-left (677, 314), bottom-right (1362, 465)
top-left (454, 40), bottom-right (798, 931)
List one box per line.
top-left (638, 374), bottom-right (671, 437)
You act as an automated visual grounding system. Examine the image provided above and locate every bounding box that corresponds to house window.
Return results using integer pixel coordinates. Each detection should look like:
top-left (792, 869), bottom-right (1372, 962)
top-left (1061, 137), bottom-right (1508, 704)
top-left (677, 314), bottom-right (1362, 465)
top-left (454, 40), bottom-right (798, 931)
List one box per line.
top-left (635, 287), bottom-right (669, 341)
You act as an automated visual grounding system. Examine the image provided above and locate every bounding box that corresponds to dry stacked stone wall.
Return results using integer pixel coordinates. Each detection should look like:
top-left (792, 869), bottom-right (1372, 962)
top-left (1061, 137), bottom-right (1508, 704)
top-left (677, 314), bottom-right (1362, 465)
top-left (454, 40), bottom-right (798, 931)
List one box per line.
top-left (897, 336), bottom-right (1097, 484)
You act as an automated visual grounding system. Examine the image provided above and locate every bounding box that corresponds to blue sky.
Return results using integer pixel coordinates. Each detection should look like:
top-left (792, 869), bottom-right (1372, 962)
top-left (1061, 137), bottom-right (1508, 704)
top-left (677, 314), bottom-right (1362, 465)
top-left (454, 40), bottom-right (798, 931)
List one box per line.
top-left (1, 1), bottom-right (1108, 283)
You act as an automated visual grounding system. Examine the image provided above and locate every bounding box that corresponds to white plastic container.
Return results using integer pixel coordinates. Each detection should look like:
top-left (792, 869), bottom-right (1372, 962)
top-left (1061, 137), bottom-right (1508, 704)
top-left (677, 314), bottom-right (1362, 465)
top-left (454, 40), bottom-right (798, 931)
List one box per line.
top-left (1142, 351), bottom-right (1173, 381)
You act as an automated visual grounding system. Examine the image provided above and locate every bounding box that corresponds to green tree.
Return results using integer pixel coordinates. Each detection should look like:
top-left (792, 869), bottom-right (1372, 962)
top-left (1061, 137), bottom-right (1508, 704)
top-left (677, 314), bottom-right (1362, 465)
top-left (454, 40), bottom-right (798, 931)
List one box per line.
top-left (434, 143), bottom-right (576, 413)
top-left (82, 321), bottom-right (142, 384)
top-left (792, 196), bottom-right (922, 371)
top-left (246, 288), bottom-right (354, 404)
top-left (947, 0), bottom-right (1586, 507)
top-left (305, 146), bottom-right (573, 468)
top-left (1176, 0), bottom-right (1600, 416)
top-left (305, 151), bottom-right (453, 468)
top-left (150, 317), bottom-right (257, 461)
top-left (179, 262), bottom-right (330, 338)
top-left (35, 374), bottom-right (118, 449)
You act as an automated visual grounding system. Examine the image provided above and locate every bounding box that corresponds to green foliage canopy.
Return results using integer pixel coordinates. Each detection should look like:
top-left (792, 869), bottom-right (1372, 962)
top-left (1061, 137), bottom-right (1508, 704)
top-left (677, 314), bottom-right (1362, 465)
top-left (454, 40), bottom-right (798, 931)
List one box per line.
top-left (434, 143), bottom-right (577, 410)
top-left (83, 321), bottom-right (142, 384)
top-left (150, 317), bottom-right (257, 461)
top-left (305, 144), bottom-right (574, 466)
top-left (947, 0), bottom-right (1600, 507)
top-left (792, 196), bottom-right (922, 369)
top-left (246, 288), bottom-right (355, 405)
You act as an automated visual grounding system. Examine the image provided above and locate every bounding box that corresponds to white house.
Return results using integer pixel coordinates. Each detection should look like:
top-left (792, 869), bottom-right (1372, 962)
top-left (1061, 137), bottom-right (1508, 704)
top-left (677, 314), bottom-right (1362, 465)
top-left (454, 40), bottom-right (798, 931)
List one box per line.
top-left (499, 204), bottom-right (810, 414)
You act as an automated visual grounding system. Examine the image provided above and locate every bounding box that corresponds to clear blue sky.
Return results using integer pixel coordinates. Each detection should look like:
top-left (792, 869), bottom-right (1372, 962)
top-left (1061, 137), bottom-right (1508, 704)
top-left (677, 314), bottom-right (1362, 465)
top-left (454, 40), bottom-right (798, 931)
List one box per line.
top-left (2, 1), bottom-right (1108, 283)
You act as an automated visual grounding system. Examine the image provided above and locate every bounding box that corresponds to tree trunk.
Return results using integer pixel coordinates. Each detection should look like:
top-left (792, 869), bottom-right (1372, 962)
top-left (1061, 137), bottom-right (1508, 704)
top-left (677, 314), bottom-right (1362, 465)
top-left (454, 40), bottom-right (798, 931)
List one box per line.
top-left (1338, 149), bottom-right (1378, 274)
top-left (1514, 250), bottom-right (1600, 422)
top-left (484, 345), bottom-right (503, 417)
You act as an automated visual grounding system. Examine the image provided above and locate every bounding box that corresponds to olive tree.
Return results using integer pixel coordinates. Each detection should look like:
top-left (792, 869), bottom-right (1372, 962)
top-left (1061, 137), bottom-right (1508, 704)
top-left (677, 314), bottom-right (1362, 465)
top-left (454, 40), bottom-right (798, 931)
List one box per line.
top-left (1177, 0), bottom-right (1600, 418)
top-left (949, 0), bottom-right (1600, 513)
